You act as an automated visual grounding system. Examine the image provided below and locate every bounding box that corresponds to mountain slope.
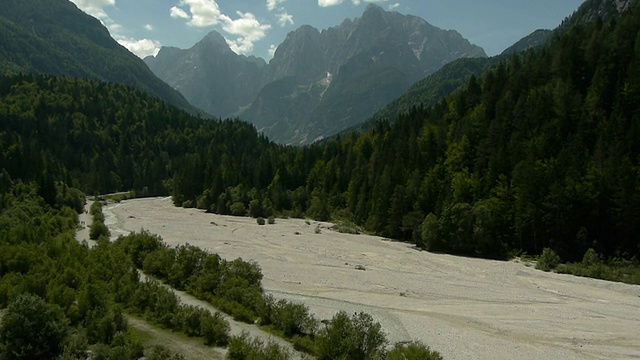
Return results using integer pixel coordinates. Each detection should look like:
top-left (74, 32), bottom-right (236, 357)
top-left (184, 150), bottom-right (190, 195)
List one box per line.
top-left (0, 0), bottom-right (201, 114)
top-left (244, 4), bottom-right (486, 144)
top-left (353, 0), bottom-right (640, 134)
top-left (500, 29), bottom-right (554, 56)
top-left (144, 31), bottom-right (266, 118)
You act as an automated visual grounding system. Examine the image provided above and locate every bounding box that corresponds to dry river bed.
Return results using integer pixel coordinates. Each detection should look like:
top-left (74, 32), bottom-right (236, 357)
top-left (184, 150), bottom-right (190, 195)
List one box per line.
top-left (104, 197), bottom-right (640, 360)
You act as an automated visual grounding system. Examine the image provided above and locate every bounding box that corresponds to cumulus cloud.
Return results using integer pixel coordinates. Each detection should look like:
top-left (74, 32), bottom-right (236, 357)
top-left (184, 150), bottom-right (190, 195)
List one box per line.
top-left (322, 0), bottom-right (388, 6)
top-left (267, 0), bottom-right (287, 12)
top-left (71, 0), bottom-right (162, 59)
top-left (268, 44), bottom-right (278, 58)
top-left (276, 11), bottom-right (294, 26)
top-left (116, 37), bottom-right (162, 58)
top-left (170, 0), bottom-right (273, 55)
top-left (70, 0), bottom-right (115, 20)
top-left (173, 0), bottom-right (222, 27)
top-left (170, 6), bottom-right (190, 19)
top-left (318, 0), bottom-right (344, 6)
top-left (220, 11), bottom-right (271, 55)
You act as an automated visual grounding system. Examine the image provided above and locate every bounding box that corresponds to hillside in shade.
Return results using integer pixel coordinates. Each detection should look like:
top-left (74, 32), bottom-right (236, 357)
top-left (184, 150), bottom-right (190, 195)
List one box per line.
top-left (0, 0), bottom-right (202, 114)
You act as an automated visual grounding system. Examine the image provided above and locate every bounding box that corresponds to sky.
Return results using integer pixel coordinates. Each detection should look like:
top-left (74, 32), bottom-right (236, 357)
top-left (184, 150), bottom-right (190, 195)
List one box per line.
top-left (69, 0), bottom-right (586, 60)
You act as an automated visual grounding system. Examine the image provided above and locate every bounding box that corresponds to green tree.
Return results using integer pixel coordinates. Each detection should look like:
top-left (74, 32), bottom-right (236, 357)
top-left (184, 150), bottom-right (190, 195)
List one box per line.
top-left (536, 248), bottom-right (561, 272)
top-left (315, 311), bottom-right (387, 360)
top-left (0, 294), bottom-right (69, 360)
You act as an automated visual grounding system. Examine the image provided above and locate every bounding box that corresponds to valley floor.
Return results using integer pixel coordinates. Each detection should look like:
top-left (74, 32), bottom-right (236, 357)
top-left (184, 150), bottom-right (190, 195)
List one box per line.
top-left (104, 197), bottom-right (640, 360)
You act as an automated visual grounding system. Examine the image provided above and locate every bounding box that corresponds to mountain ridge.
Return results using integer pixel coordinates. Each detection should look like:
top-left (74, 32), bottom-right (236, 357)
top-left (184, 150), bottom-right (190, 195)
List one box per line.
top-left (145, 4), bottom-right (486, 144)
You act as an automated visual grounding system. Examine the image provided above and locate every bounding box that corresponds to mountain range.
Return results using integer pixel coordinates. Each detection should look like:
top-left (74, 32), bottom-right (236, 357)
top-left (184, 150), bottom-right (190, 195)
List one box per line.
top-left (145, 4), bottom-right (486, 144)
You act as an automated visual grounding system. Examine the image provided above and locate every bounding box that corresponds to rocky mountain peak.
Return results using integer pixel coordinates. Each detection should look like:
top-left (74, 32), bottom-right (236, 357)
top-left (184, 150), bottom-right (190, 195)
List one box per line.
top-left (196, 30), bottom-right (234, 55)
top-left (145, 4), bottom-right (488, 144)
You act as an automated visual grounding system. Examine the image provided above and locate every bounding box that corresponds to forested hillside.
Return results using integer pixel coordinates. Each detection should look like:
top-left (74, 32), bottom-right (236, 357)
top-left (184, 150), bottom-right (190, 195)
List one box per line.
top-left (0, 0), bottom-right (201, 114)
top-left (0, 74), bottom-right (310, 198)
top-left (173, 4), bottom-right (640, 262)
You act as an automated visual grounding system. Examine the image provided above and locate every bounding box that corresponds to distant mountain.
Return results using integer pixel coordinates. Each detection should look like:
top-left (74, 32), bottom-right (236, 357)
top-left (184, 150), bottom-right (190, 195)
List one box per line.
top-left (248, 4), bottom-right (486, 144)
top-left (562, 0), bottom-right (638, 26)
top-left (501, 29), bottom-right (553, 56)
top-left (0, 0), bottom-right (201, 114)
top-left (144, 31), bottom-right (266, 119)
top-left (146, 4), bottom-right (486, 144)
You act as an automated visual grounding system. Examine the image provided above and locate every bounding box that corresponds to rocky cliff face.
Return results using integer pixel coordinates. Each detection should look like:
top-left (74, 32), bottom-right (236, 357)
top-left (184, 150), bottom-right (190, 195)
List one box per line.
top-left (145, 31), bottom-right (266, 118)
top-left (146, 4), bottom-right (487, 144)
top-left (244, 4), bottom-right (486, 144)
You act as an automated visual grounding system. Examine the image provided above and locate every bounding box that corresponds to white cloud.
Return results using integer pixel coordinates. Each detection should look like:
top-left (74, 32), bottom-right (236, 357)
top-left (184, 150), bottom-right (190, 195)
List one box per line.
top-left (318, 0), bottom-right (344, 6)
top-left (116, 37), bottom-right (162, 58)
top-left (178, 0), bottom-right (222, 27)
top-left (170, 6), bottom-right (190, 19)
top-left (70, 0), bottom-right (115, 20)
top-left (388, 2), bottom-right (400, 10)
top-left (267, 0), bottom-right (287, 12)
top-left (276, 11), bottom-right (294, 27)
top-left (107, 22), bottom-right (122, 33)
top-left (220, 11), bottom-right (271, 55)
top-left (268, 44), bottom-right (278, 58)
top-left (351, 0), bottom-right (389, 5)
top-left (72, 0), bottom-right (162, 59)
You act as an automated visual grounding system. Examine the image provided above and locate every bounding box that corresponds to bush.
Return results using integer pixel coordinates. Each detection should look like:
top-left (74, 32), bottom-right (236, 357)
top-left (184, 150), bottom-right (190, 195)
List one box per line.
top-left (200, 311), bottom-right (230, 346)
top-left (536, 248), bottom-right (561, 271)
top-left (257, 217), bottom-right (266, 225)
top-left (227, 332), bottom-right (291, 360)
top-left (89, 220), bottom-right (110, 240)
top-left (145, 345), bottom-right (186, 360)
top-left (315, 311), bottom-right (387, 360)
top-left (330, 221), bottom-right (361, 234)
top-left (260, 296), bottom-right (317, 338)
top-left (582, 248), bottom-right (600, 267)
top-left (268, 216), bottom-right (275, 224)
top-left (0, 294), bottom-right (69, 360)
top-left (230, 202), bottom-right (246, 216)
top-left (386, 341), bottom-right (443, 360)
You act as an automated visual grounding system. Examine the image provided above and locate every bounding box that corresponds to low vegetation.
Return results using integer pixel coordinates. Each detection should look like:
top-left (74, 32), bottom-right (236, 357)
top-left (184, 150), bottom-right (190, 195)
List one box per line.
top-left (0, 181), bottom-right (188, 359)
top-left (536, 247), bottom-right (640, 285)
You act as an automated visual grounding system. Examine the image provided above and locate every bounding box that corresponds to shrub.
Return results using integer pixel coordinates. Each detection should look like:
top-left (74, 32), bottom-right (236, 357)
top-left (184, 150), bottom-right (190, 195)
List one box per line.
top-left (145, 345), bottom-right (186, 360)
top-left (582, 248), bottom-right (600, 267)
top-left (268, 216), bottom-right (275, 224)
top-left (386, 341), bottom-right (444, 360)
top-left (89, 221), bottom-right (110, 240)
top-left (261, 297), bottom-right (317, 338)
top-left (200, 311), bottom-right (230, 346)
top-left (536, 247), bottom-right (561, 271)
top-left (257, 217), bottom-right (266, 225)
top-left (315, 311), bottom-right (387, 360)
top-left (230, 202), bottom-right (246, 216)
top-left (227, 332), bottom-right (291, 360)
top-left (0, 294), bottom-right (69, 360)
top-left (330, 221), bottom-right (361, 234)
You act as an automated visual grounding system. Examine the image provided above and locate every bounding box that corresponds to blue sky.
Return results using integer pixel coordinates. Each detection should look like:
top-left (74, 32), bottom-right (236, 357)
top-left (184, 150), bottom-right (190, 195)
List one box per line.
top-left (70, 0), bottom-right (585, 60)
